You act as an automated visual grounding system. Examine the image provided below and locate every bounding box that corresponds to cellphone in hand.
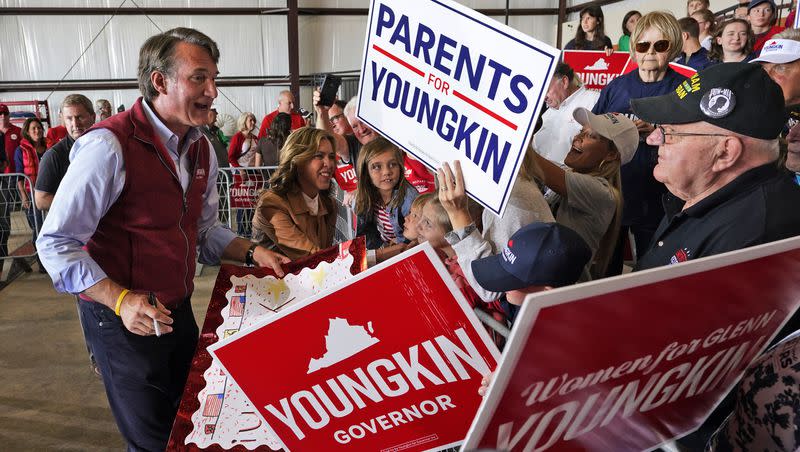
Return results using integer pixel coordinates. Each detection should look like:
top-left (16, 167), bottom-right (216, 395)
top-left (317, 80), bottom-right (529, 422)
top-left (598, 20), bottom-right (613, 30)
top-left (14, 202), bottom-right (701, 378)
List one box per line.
top-left (318, 74), bottom-right (342, 108)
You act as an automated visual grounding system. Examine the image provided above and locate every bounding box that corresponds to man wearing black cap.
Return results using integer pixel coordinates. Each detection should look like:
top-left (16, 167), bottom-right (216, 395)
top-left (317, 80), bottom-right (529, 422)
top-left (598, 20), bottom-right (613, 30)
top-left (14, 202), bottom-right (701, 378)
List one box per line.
top-left (469, 222), bottom-right (592, 324)
top-left (630, 63), bottom-right (800, 271)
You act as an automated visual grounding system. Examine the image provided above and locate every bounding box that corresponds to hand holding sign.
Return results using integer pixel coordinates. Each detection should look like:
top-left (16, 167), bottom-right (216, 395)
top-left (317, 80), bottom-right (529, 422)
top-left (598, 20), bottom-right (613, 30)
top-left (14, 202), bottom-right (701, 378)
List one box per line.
top-left (437, 161), bottom-right (472, 231)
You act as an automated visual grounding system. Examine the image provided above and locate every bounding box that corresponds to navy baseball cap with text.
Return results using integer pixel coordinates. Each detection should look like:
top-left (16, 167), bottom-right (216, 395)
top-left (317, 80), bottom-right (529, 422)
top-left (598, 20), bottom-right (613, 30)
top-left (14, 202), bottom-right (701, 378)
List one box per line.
top-left (471, 222), bottom-right (591, 292)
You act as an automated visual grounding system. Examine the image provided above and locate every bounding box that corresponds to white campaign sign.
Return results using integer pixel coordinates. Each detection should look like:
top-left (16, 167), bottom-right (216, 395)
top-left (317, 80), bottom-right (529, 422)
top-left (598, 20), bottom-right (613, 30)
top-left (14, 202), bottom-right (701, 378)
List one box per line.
top-left (357, 0), bottom-right (560, 216)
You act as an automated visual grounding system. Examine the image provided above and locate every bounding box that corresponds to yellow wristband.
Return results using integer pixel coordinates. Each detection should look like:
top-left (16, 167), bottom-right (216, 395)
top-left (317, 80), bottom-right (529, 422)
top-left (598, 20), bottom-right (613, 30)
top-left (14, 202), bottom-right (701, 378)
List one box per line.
top-left (115, 289), bottom-right (130, 317)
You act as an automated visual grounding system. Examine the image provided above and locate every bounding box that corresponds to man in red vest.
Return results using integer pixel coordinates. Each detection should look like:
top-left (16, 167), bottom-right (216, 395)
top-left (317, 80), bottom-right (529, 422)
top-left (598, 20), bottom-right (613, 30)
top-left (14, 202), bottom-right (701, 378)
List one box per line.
top-left (37, 28), bottom-right (290, 451)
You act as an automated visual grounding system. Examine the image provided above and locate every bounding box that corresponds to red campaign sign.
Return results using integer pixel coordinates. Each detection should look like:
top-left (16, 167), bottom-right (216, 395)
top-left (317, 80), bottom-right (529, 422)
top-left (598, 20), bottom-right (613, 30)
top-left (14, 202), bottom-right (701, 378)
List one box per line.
top-left (229, 174), bottom-right (267, 209)
top-left (463, 237), bottom-right (800, 451)
top-left (621, 59), bottom-right (697, 78)
top-left (562, 50), bottom-right (632, 90)
top-left (209, 244), bottom-right (500, 451)
top-left (168, 238), bottom-right (368, 451)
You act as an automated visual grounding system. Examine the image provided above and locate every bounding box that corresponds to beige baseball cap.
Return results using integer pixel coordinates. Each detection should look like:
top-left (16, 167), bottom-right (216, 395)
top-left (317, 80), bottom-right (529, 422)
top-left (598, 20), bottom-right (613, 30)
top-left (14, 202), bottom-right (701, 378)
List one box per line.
top-left (572, 107), bottom-right (639, 165)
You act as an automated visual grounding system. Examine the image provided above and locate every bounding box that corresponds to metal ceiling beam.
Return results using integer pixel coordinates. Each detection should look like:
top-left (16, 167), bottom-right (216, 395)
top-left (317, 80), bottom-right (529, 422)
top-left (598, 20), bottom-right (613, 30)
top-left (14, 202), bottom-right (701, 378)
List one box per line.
top-left (287, 0), bottom-right (300, 103)
top-left (0, 74), bottom-right (362, 93)
top-left (0, 7), bottom-right (559, 16)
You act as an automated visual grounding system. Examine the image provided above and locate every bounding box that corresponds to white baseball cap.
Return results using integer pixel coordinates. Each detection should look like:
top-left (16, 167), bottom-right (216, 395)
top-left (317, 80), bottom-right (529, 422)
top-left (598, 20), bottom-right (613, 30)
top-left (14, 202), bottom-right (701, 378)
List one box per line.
top-left (572, 108), bottom-right (639, 165)
top-left (751, 39), bottom-right (800, 64)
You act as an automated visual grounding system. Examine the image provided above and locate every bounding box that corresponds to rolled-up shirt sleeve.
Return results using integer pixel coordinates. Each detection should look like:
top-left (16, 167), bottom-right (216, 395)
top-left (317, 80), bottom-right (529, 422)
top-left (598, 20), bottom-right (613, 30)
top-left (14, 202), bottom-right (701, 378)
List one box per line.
top-left (36, 129), bottom-right (125, 294)
top-left (196, 139), bottom-right (237, 265)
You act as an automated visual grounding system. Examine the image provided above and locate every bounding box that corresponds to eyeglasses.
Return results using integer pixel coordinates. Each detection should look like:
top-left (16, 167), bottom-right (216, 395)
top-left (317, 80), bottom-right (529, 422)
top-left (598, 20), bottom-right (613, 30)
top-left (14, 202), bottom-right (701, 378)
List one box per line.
top-left (329, 113), bottom-right (344, 123)
top-left (651, 125), bottom-right (729, 146)
top-left (635, 39), bottom-right (671, 53)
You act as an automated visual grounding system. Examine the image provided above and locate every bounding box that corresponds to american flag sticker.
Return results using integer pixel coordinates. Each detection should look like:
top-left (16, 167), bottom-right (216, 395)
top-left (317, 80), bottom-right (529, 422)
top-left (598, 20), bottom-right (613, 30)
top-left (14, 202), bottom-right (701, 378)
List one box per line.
top-left (229, 296), bottom-right (245, 317)
top-left (203, 393), bottom-right (224, 417)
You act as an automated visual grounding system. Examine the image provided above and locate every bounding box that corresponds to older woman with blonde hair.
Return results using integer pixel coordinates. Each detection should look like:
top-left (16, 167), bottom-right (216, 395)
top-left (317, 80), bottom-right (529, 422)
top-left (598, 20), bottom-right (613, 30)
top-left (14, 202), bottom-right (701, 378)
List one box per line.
top-left (228, 111), bottom-right (261, 236)
top-left (592, 10), bottom-right (687, 276)
top-left (228, 112), bottom-right (260, 168)
top-left (252, 127), bottom-right (337, 260)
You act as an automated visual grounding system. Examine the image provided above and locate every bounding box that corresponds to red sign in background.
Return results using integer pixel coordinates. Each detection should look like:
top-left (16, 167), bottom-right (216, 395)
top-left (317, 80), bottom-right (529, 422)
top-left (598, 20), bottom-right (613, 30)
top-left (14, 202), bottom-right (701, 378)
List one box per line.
top-left (229, 172), bottom-right (268, 209)
top-left (168, 238), bottom-right (367, 451)
top-left (464, 237), bottom-right (800, 451)
top-left (210, 245), bottom-right (500, 452)
top-left (562, 50), bottom-right (632, 90)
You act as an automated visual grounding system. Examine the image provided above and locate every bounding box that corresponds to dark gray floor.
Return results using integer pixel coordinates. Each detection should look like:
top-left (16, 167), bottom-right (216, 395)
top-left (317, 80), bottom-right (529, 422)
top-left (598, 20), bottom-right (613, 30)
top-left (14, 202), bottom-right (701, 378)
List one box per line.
top-left (0, 265), bottom-right (220, 451)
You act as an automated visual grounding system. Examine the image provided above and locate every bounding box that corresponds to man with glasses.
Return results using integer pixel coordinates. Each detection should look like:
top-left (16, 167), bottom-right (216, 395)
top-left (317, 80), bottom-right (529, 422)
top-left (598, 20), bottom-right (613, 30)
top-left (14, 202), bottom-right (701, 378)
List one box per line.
top-left (533, 62), bottom-right (599, 165)
top-left (628, 63), bottom-right (800, 271)
top-left (314, 91), bottom-right (360, 199)
top-left (751, 32), bottom-right (800, 183)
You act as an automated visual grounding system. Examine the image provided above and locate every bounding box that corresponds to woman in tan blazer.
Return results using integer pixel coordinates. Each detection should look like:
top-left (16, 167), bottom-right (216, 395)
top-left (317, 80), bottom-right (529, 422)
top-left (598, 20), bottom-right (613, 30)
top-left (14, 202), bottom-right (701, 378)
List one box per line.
top-left (253, 127), bottom-right (338, 260)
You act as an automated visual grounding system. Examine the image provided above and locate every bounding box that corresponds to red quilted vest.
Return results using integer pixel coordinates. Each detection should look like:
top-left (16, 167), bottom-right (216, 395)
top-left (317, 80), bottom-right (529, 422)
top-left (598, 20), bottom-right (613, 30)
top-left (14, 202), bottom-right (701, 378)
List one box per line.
top-left (85, 98), bottom-right (211, 308)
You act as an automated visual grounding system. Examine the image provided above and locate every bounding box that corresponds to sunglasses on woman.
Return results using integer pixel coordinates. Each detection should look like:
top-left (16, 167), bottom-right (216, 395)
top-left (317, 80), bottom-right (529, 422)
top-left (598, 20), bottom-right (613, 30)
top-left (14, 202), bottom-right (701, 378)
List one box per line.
top-left (635, 39), bottom-right (670, 53)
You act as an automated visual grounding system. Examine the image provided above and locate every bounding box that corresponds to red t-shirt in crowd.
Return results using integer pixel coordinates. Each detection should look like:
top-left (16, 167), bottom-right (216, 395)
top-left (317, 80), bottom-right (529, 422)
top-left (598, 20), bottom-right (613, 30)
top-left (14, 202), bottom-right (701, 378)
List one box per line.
top-left (257, 110), bottom-right (305, 139)
top-left (46, 125), bottom-right (67, 149)
top-left (754, 26), bottom-right (786, 54)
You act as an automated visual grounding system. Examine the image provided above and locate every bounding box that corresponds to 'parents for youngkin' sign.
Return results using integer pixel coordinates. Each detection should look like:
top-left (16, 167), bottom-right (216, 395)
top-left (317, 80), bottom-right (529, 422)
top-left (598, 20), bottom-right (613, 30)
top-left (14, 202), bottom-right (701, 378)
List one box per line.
top-left (357, 0), bottom-right (559, 216)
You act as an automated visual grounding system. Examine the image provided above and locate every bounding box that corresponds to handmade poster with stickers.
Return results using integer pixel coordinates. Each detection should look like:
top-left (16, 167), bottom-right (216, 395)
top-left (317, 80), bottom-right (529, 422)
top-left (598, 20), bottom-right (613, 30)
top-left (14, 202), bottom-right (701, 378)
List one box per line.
top-left (168, 238), bottom-right (367, 451)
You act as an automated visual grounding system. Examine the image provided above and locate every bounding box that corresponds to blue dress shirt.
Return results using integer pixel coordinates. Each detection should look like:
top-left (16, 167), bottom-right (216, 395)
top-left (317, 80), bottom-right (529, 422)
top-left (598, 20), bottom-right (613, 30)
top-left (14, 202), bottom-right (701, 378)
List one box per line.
top-left (37, 100), bottom-right (237, 294)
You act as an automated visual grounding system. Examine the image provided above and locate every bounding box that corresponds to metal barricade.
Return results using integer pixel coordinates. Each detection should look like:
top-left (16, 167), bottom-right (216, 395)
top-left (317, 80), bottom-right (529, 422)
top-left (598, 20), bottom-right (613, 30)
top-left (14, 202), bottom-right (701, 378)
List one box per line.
top-left (216, 166), bottom-right (356, 242)
top-left (216, 168), bottom-right (232, 228)
top-left (0, 173), bottom-right (41, 271)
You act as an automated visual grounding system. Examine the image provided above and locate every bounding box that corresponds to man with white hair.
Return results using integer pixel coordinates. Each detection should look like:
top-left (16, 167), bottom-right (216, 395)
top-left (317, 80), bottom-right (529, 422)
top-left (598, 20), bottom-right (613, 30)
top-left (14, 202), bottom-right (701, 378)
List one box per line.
top-left (533, 62), bottom-right (599, 165)
top-left (630, 63), bottom-right (800, 270)
top-left (256, 89), bottom-right (304, 139)
top-left (750, 30), bottom-right (800, 179)
top-left (752, 30), bottom-right (800, 107)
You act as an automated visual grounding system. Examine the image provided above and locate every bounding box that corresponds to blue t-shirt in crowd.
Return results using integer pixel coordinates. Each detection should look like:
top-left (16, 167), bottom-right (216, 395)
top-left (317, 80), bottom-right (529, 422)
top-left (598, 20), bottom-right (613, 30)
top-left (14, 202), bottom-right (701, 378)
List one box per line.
top-left (592, 67), bottom-right (687, 228)
top-left (675, 47), bottom-right (716, 72)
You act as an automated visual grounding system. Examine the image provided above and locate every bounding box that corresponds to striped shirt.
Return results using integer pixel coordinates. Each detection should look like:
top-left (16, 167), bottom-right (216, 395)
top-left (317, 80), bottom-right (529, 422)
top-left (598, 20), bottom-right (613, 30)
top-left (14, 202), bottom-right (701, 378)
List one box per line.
top-left (375, 203), bottom-right (396, 244)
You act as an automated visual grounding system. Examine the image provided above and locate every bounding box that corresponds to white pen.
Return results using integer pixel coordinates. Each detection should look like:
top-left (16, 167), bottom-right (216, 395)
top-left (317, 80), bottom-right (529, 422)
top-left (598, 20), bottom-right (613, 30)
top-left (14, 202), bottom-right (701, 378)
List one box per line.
top-left (148, 292), bottom-right (161, 337)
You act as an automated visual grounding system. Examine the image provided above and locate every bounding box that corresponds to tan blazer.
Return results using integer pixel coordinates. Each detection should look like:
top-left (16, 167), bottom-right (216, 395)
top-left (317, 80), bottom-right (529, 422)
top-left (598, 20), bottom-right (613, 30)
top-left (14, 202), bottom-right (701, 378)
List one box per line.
top-left (253, 189), bottom-right (337, 260)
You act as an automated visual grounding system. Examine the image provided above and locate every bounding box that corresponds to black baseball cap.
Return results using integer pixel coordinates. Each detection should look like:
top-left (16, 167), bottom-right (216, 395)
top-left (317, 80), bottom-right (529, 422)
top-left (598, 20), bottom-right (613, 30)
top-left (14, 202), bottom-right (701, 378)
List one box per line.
top-left (471, 223), bottom-right (591, 292)
top-left (630, 63), bottom-right (786, 140)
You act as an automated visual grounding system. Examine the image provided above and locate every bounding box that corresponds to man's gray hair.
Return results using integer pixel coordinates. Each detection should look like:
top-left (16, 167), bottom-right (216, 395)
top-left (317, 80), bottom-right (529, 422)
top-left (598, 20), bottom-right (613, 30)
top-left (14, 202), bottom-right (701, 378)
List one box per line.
top-left (344, 96), bottom-right (359, 118)
top-left (774, 28), bottom-right (800, 41)
top-left (137, 27), bottom-right (220, 102)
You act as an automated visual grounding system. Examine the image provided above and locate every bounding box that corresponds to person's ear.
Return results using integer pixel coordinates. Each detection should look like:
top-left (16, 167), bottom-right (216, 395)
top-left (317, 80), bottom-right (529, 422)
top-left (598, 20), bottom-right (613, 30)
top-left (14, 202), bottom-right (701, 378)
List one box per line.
top-left (151, 70), bottom-right (169, 96)
top-left (712, 136), bottom-right (743, 172)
